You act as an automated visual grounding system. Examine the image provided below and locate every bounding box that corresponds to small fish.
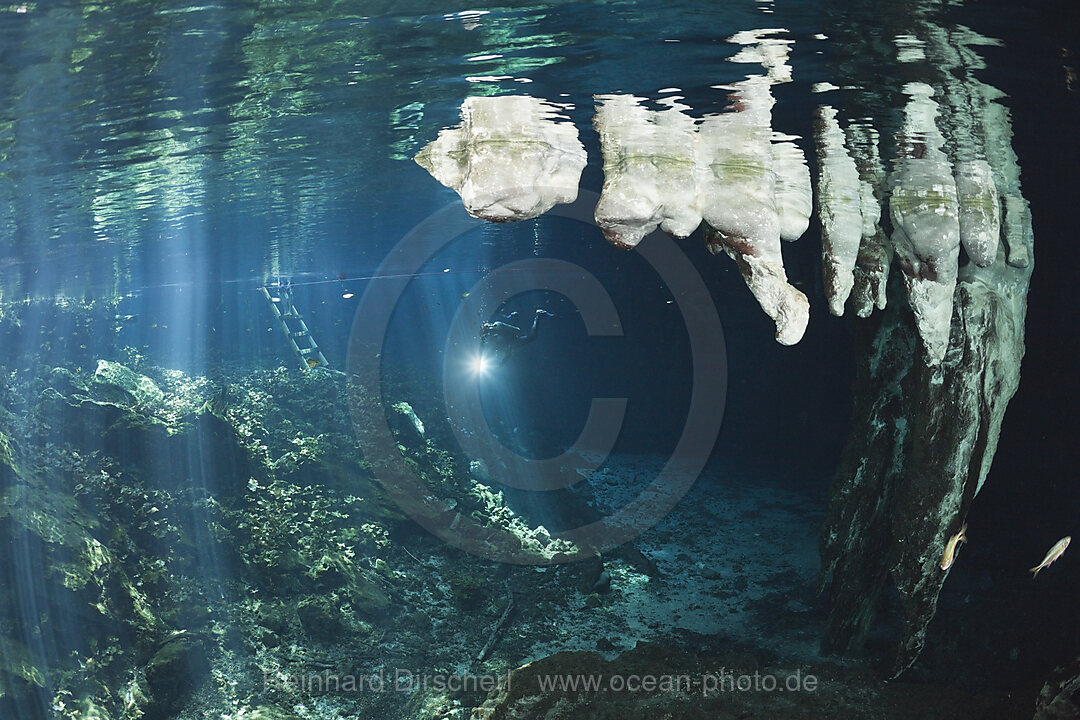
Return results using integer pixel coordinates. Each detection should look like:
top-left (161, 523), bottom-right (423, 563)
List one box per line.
top-left (940, 524), bottom-right (967, 570)
top-left (306, 358), bottom-right (320, 368)
top-left (1031, 536), bottom-right (1070, 578)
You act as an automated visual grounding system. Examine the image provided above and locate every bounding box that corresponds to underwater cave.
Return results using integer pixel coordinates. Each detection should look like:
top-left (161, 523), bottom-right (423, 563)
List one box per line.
top-left (1, 0), bottom-right (1079, 719)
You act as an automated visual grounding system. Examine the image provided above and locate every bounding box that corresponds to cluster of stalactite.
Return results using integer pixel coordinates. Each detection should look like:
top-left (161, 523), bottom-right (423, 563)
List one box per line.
top-left (415, 21), bottom-right (1034, 678)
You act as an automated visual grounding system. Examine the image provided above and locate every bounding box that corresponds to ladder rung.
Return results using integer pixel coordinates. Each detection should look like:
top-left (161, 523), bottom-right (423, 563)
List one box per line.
top-left (261, 285), bottom-right (329, 370)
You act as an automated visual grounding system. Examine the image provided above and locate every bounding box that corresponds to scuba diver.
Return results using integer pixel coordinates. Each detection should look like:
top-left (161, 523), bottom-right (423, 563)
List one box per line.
top-left (480, 309), bottom-right (554, 366)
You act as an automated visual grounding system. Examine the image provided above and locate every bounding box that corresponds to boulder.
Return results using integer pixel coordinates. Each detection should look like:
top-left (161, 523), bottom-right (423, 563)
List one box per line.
top-left (91, 360), bottom-right (164, 407)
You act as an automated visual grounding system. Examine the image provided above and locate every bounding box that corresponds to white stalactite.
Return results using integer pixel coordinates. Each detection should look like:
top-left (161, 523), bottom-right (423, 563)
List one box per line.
top-left (414, 96), bottom-right (586, 222)
top-left (814, 106), bottom-right (864, 316)
top-left (889, 82), bottom-right (961, 366)
top-left (954, 159), bottom-right (1001, 267)
top-left (592, 95), bottom-right (701, 248)
top-left (699, 78), bottom-right (809, 345)
top-left (593, 30), bottom-right (811, 345)
top-left (845, 123), bottom-right (891, 317)
top-left (772, 135), bottom-right (813, 242)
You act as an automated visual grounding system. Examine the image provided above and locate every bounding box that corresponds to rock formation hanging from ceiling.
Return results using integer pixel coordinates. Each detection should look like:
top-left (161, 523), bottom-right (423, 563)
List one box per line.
top-left (414, 95), bottom-right (586, 222)
top-left (414, 16), bottom-right (1034, 679)
top-left (816, 22), bottom-right (1033, 677)
top-left (593, 29), bottom-right (813, 346)
top-left (417, 30), bottom-right (813, 345)
top-left (889, 82), bottom-right (963, 366)
top-left (843, 122), bottom-right (891, 318)
top-left (813, 104), bottom-right (864, 317)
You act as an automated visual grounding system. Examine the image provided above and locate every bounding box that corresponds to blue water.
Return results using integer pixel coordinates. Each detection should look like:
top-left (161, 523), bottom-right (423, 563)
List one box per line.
top-left (2, 0), bottom-right (1079, 717)
top-left (0, 0), bottom-right (859, 461)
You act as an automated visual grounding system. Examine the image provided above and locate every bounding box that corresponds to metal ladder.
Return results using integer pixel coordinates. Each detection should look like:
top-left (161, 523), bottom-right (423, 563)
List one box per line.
top-left (259, 285), bottom-right (329, 371)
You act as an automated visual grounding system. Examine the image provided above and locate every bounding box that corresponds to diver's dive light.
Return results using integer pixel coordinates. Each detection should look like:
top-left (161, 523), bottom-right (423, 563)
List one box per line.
top-left (469, 353), bottom-right (492, 377)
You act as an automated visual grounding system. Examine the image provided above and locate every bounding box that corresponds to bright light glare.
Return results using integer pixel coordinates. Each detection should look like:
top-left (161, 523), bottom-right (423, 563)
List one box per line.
top-left (470, 354), bottom-right (491, 376)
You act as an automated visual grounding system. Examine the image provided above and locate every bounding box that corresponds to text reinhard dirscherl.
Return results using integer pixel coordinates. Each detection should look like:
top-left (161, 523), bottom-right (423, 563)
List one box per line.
top-left (262, 668), bottom-right (819, 697)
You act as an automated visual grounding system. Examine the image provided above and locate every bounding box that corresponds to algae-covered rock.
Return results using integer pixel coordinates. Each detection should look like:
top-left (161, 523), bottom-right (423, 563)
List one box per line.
top-left (256, 602), bottom-right (294, 638)
top-left (351, 574), bottom-right (392, 620)
top-left (0, 636), bottom-right (48, 704)
top-left (1034, 656), bottom-right (1080, 720)
top-left (47, 366), bottom-right (89, 397)
top-left (297, 596), bottom-right (346, 642)
top-left (389, 401), bottom-right (425, 448)
top-left (241, 706), bottom-right (303, 720)
top-left (142, 635), bottom-right (210, 715)
top-left (3, 359), bottom-right (431, 716)
top-left (446, 570), bottom-right (487, 611)
top-left (91, 360), bottom-right (164, 407)
top-left (0, 430), bottom-right (14, 486)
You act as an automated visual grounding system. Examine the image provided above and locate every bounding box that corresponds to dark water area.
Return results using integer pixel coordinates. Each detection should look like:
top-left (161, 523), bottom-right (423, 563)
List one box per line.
top-left (1, 0), bottom-right (1079, 718)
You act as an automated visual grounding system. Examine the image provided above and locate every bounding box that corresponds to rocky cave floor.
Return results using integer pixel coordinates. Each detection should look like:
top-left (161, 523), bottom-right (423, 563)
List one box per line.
top-left (0, 351), bottom-right (1048, 720)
